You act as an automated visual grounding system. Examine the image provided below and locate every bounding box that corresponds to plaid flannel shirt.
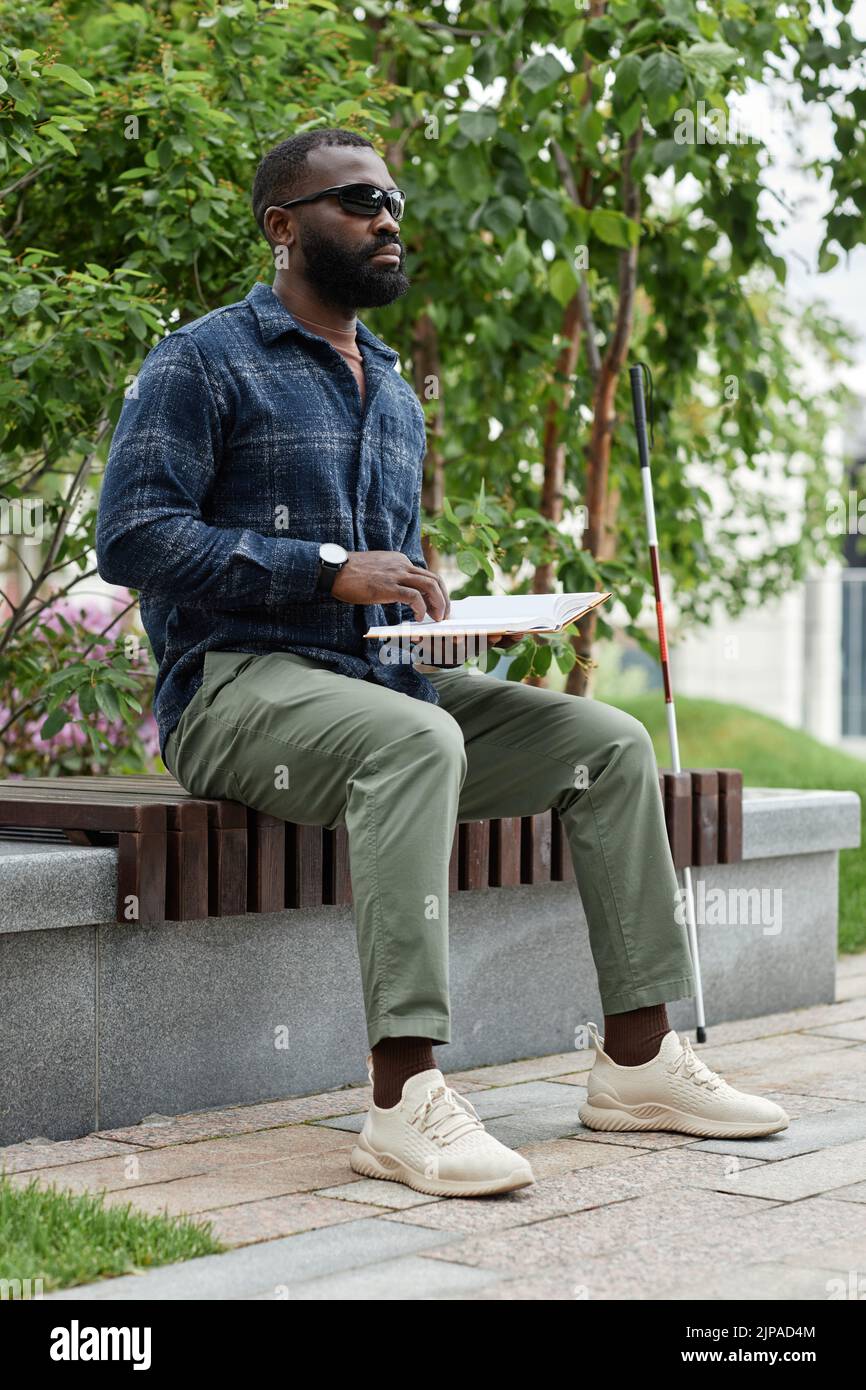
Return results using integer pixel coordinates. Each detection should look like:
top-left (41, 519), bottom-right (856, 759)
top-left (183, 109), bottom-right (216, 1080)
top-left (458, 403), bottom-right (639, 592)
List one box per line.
top-left (96, 279), bottom-right (439, 761)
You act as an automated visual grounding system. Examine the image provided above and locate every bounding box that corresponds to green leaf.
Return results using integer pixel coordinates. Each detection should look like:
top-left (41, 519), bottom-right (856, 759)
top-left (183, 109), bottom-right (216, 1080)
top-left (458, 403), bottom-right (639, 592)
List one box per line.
top-left (11, 286), bottom-right (41, 315)
top-left (483, 196), bottom-right (523, 238)
top-left (639, 52), bottom-right (685, 98)
top-left (614, 53), bottom-right (642, 107)
top-left (590, 208), bottom-right (636, 248)
top-left (44, 63), bottom-right (95, 97)
top-left (41, 708), bottom-right (68, 739)
top-left (526, 198), bottom-right (567, 243)
top-left (95, 682), bottom-right (122, 722)
top-left (549, 257), bottom-right (579, 306)
top-left (519, 53), bottom-right (566, 93)
top-left (533, 643), bottom-right (553, 676)
top-left (456, 550), bottom-right (481, 575)
top-left (506, 649), bottom-right (533, 681)
top-left (40, 124), bottom-right (78, 156)
top-left (458, 109), bottom-right (498, 144)
top-left (124, 308), bottom-right (148, 340)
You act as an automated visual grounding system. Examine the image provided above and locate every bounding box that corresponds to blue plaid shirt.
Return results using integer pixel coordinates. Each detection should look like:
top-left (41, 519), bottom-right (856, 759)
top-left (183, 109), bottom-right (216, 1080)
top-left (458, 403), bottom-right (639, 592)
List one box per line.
top-left (96, 280), bottom-right (440, 761)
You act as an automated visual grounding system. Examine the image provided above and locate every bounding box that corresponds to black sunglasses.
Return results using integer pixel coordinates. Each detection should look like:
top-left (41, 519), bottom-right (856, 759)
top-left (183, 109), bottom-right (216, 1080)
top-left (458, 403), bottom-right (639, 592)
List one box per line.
top-left (274, 182), bottom-right (406, 222)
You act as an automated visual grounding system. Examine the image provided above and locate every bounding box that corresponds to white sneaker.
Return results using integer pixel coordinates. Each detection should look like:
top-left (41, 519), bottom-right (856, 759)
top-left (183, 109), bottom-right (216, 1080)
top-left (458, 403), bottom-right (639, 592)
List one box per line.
top-left (578, 1022), bottom-right (790, 1139)
top-left (350, 1054), bottom-right (536, 1197)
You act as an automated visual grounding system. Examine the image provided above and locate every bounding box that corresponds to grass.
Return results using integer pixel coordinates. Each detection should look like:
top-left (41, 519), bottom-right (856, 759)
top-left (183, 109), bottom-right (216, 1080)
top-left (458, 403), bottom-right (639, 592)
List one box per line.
top-left (0, 1169), bottom-right (224, 1295)
top-left (607, 693), bottom-right (866, 954)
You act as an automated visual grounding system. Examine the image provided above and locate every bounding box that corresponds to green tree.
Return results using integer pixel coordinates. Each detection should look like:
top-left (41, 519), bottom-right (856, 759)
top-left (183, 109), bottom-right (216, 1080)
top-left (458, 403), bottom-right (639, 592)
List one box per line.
top-left (0, 0), bottom-right (861, 770)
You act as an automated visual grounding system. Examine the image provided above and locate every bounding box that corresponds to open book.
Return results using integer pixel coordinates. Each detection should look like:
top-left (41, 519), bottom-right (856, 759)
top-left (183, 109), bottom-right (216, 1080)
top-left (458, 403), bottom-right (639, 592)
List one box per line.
top-left (364, 591), bottom-right (612, 638)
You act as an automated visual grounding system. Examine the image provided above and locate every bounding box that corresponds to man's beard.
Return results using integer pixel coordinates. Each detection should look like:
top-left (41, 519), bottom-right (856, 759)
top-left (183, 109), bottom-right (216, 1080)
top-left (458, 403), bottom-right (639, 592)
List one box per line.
top-left (297, 220), bottom-right (411, 311)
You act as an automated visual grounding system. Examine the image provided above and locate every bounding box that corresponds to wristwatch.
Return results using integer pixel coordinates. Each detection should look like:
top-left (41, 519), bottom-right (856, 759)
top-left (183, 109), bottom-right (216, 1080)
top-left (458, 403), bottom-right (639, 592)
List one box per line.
top-left (316, 542), bottom-right (349, 594)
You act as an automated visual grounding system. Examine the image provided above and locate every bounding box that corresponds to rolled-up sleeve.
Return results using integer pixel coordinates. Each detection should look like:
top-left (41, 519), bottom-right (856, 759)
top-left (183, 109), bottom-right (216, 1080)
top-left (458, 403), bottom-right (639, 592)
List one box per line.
top-left (96, 332), bottom-right (321, 608)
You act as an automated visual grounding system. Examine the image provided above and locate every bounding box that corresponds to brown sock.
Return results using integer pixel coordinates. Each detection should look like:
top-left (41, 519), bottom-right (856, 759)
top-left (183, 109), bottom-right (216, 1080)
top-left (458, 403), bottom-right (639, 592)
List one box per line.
top-left (371, 1036), bottom-right (437, 1108)
top-left (602, 1003), bottom-right (671, 1066)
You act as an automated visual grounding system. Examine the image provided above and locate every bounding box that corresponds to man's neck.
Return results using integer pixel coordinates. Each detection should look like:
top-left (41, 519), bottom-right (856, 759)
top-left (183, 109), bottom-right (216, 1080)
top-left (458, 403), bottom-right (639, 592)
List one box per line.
top-left (271, 272), bottom-right (357, 335)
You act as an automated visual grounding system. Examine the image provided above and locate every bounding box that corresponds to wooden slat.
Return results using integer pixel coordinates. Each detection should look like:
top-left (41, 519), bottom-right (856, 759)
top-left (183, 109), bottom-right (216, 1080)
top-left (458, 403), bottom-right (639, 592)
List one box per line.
top-left (115, 827), bottom-right (167, 925)
top-left (247, 809), bottom-right (286, 913)
top-left (718, 768), bottom-right (744, 863)
top-left (489, 817), bottom-right (522, 887)
top-left (0, 794), bottom-right (166, 833)
top-left (691, 769), bottom-right (719, 866)
top-left (322, 824), bottom-right (352, 906)
top-left (551, 808), bottom-right (575, 882)
top-left (285, 824), bottom-right (323, 908)
top-left (208, 820), bottom-right (247, 917)
top-left (459, 820), bottom-right (490, 890)
top-left (521, 811), bottom-right (552, 884)
top-left (662, 771), bottom-right (692, 869)
top-left (448, 826), bottom-right (459, 894)
top-left (166, 801), bottom-right (209, 921)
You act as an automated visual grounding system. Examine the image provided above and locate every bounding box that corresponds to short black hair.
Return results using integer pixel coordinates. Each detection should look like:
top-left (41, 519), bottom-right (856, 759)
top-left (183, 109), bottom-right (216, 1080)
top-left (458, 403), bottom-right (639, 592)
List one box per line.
top-left (251, 128), bottom-right (376, 244)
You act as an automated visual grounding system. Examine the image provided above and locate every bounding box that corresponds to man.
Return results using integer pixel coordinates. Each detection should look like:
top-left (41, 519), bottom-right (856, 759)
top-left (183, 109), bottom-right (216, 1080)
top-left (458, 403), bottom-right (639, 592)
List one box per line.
top-left (96, 128), bottom-right (788, 1200)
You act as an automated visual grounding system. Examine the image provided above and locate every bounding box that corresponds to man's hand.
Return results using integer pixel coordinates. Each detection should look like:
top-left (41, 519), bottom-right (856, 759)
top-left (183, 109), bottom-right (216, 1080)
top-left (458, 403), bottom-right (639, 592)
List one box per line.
top-left (331, 550), bottom-right (450, 621)
top-left (486, 632), bottom-right (522, 650)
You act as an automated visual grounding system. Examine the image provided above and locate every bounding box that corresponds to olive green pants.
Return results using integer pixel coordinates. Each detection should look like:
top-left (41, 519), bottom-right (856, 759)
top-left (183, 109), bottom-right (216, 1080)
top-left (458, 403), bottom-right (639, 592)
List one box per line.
top-left (164, 650), bottom-right (696, 1049)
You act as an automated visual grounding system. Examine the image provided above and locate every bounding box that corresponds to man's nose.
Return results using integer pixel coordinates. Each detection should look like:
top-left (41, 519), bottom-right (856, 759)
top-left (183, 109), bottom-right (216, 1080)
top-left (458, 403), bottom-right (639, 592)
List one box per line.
top-left (370, 206), bottom-right (401, 237)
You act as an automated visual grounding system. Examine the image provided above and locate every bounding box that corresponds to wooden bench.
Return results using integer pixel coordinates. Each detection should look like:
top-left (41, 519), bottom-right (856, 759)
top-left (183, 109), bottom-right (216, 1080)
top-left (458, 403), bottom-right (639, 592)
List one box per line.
top-left (0, 769), bottom-right (743, 925)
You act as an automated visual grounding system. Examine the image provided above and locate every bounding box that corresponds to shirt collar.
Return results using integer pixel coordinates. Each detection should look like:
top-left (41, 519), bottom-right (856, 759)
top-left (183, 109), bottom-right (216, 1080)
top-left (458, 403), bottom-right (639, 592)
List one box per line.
top-left (245, 280), bottom-right (398, 364)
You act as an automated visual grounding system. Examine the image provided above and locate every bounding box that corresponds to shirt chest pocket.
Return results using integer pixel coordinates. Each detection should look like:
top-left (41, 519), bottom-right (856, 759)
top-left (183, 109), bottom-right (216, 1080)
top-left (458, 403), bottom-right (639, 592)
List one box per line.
top-left (378, 413), bottom-right (419, 529)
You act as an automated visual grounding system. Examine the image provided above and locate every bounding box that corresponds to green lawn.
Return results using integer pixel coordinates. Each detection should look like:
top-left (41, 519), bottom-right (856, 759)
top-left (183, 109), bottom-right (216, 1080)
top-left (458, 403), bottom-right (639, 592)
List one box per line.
top-left (608, 694), bottom-right (866, 954)
top-left (0, 1170), bottom-right (223, 1295)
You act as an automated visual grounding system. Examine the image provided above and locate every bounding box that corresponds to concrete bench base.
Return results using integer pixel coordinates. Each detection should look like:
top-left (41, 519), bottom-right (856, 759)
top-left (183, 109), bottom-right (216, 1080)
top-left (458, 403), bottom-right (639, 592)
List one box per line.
top-left (0, 789), bottom-right (859, 1146)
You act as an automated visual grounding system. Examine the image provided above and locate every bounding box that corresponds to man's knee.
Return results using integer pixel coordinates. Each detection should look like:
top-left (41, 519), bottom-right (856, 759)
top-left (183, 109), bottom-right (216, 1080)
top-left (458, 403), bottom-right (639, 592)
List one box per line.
top-left (597, 704), bottom-right (657, 764)
top-left (372, 703), bottom-right (467, 776)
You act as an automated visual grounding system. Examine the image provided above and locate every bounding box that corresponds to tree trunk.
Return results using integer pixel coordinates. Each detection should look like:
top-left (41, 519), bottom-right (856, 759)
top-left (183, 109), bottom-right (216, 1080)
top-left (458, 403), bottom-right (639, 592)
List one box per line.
top-left (525, 295), bottom-right (582, 686)
top-left (411, 311), bottom-right (445, 572)
top-left (566, 127), bottom-right (642, 696)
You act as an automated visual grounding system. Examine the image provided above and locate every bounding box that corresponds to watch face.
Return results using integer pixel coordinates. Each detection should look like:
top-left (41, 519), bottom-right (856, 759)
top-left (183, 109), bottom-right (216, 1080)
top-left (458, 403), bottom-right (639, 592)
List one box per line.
top-left (320, 543), bottom-right (348, 565)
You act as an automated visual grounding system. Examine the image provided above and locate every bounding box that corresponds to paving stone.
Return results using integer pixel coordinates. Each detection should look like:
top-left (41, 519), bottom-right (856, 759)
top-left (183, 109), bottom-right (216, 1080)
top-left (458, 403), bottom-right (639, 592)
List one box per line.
top-left (746, 1046), bottom-right (866, 1098)
top-left (836, 974), bottom-right (866, 1002)
top-left (436, 1193), bottom-right (866, 1288)
top-left (708, 1137), bottom-right (866, 1202)
top-left (773, 1216), bottom-right (866, 1270)
top-left (674, 998), bottom-right (866, 1048)
top-left (837, 951), bottom-right (866, 978)
top-left (804, 1019), bottom-right (866, 1042)
top-left (312, 1082), bottom-right (584, 1138)
top-left (451, 1261), bottom-right (847, 1302)
top-left (568, 1128), bottom-right (698, 1150)
top-left (829, 1181), bottom-right (866, 1203)
top-left (690, 1100), bottom-right (866, 1161)
top-left (458, 1080), bottom-right (585, 1119)
top-left (92, 1088), bottom-right (374, 1148)
top-left (514, 1138), bottom-right (647, 1180)
top-left (315, 1179), bottom-right (441, 1210)
top-left (689, 1032), bottom-right (856, 1079)
top-left (0, 1135), bottom-right (145, 1176)
top-left (384, 1149), bottom-right (767, 1236)
top-left (313, 1113), bottom-right (366, 1134)
top-left (6, 1125), bottom-right (351, 1197)
top-left (448, 1052), bottom-right (594, 1087)
top-left (420, 1187), bottom-right (768, 1269)
top-left (96, 1149), bottom-right (360, 1217)
top-left (247, 1254), bottom-right (503, 1301)
top-left (199, 1194), bottom-right (384, 1247)
top-left (484, 1103), bottom-right (588, 1147)
top-left (777, 1078), bottom-right (866, 1103)
top-left (45, 1218), bottom-right (471, 1300)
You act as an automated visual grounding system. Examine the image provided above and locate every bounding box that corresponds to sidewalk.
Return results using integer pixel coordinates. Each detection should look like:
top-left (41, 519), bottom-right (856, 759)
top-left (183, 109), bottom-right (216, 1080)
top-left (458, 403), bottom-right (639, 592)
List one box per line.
top-left (6, 952), bottom-right (866, 1301)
